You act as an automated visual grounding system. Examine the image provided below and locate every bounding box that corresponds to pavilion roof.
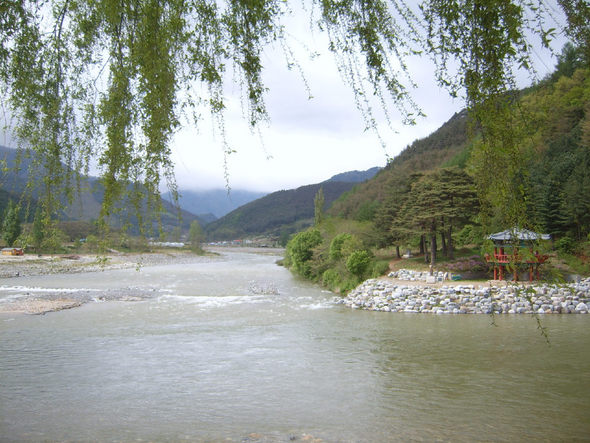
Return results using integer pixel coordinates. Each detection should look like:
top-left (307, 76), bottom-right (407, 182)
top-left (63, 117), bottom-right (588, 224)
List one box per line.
top-left (488, 228), bottom-right (551, 242)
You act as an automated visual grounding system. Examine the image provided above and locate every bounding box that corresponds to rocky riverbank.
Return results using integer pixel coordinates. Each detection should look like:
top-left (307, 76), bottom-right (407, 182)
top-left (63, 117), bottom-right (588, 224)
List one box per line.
top-left (340, 269), bottom-right (590, 314)
top-left (0, 251), bottom-right (211, 279)
top-left (0, 250), bottom-right (215, 314)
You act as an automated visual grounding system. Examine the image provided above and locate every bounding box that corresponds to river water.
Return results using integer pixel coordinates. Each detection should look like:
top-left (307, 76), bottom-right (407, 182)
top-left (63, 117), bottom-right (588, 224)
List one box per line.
top-left (1, 249), bottom-right (589, 442)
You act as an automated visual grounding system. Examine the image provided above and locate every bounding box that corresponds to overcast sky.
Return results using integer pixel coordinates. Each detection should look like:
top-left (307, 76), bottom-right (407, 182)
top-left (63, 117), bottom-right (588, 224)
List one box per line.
top-left (1, 3), bottom-right (565, 195)
top-left (171, 30), bottom-right (465, 193)
top-left (171, 9), bottom-right (563, 194)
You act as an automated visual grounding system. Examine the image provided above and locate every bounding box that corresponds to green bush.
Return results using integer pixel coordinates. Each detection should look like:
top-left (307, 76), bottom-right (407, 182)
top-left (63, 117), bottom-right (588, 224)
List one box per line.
top-left (346, 250), bottom-right (372, 280)
top-left (329, 233), bottom-right (362, 261)
top-left (556, 236), bottom-right (575, 254)
top-left (286, 229), bottom-right (323, 278)
top-left (322, 269), bottom-right (342, 290)
top-left (41, 227), bottom-right (68, 253)
top-left (329, 233), bottom-right (351, 260)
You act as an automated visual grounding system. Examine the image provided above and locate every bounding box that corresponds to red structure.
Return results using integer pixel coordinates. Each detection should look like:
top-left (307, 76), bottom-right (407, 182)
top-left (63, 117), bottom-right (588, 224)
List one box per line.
top-left (484, 229), bottom-right (550, 282)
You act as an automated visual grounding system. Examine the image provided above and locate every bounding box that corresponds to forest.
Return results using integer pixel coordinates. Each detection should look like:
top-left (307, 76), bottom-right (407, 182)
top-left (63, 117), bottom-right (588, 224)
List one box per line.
top-left (284, 44), bottom-right (590, 292)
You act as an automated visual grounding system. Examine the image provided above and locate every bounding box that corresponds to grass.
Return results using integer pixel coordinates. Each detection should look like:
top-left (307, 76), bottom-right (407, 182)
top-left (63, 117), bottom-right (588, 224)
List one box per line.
top-left (376, 246), bottom-right (485, 273)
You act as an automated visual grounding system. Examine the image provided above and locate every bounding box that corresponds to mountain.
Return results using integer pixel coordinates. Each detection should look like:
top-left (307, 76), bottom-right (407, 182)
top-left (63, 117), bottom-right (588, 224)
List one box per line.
top-left (163, 188), bottom-right (267, 220)
top-left (205, 181), bottom-right (357, 241)
top-left (328, 109), bottom-right (469, 220)
top-left (204, 166), bottom-right (381, 241)
top-left (327, 167), bottom-right (381, 183)
top-left (0, 145), bottom-right (206, 235)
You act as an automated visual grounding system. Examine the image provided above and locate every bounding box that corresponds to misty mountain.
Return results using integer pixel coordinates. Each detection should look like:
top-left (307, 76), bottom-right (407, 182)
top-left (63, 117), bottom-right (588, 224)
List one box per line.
top-left (0, 145), bottom-right (206, 234)
top-left (163, 188), bottom-right (267, 219)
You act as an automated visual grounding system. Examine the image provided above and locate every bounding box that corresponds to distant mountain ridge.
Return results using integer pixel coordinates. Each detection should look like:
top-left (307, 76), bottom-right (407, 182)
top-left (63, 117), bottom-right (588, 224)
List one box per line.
top-left (204, 166), bottom-right (381, 241)
top-left (0, 145), bottom-right (205, 234)
top-left (328, 110), bottom-right (470, 219)
top-left (163, 188), bottom-right (267, 220)
top-left (327, 167), bottom-right (381, 183)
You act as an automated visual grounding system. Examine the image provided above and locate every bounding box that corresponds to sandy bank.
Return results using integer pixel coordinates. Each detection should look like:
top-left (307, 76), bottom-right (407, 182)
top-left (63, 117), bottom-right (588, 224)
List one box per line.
top-left (0, 247), bottom-right (285, 315)
top-left (0, 250), bottom-right (213, 315)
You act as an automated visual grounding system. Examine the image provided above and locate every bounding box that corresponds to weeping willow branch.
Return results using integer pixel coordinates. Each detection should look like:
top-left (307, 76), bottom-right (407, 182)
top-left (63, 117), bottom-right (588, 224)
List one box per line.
top-left (0, 0), bottom-right (585, 235)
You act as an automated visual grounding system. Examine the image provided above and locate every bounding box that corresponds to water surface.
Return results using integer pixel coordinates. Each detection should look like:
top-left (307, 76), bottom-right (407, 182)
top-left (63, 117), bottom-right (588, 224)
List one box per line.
top-left (1, 250), bottom-right (589, 442)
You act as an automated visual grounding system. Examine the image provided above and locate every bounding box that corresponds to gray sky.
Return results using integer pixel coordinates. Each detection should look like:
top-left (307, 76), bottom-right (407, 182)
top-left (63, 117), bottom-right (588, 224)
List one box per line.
top-left (1, 3), bottom-right (565, 194)
top-left (171, 38), bottom-right (464, 193)
top-left (170, 10), bottom-right (563, 193)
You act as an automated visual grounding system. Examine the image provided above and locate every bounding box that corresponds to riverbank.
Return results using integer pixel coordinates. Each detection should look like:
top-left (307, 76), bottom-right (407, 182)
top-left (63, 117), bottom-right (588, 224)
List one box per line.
top-left (0, 250), bottom-right (215, 314)
top-left (0, 247), bottom-right (285, 315)
top-left (341, 269), bottom-right (590, 314)
top-left (0, 250), bottom-right (210, 279)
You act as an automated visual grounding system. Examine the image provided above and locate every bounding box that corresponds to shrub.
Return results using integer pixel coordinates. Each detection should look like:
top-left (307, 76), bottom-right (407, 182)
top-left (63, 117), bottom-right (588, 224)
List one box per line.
top-left (556, 236), bottom-right (575, 254)
top-left (446, 255), bottom-right (489, 273)
top-left (329, 233), bottom-right (362, 261)
top-left (286, 229), bottom-right (323, 278)
top-left (322, 269), bottom-right (342, 291)
top-left (346, 250), bottom-right (372, 280)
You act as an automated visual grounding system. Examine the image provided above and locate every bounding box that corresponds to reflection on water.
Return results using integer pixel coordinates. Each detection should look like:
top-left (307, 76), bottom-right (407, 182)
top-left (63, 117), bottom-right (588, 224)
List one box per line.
top-left (1, 250), bottom-right (590, 442)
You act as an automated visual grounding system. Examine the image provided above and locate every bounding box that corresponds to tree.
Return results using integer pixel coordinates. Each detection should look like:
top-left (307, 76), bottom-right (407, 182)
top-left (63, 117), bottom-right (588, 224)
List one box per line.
top-left (285, 228), bottom-right (322, 278)
top-left (0, 0), bottom-right (587, 230)
top-left (392, 168), bottom-right (478, 271)
top-left (32, 207), bottom-right (45, 251)
top-left (314, 187), bottom-right (325, 226)
top-left (435, 167), bottom-right (479, 259)
top-left (188, 220), bottom-right (205, 253)
top-left (2, 200), bottom-right (22, 247)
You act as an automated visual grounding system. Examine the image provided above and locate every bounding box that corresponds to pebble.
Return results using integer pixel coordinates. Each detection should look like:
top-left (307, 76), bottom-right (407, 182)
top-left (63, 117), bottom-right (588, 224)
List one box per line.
top-left (342, 270), bottom-right (590, 314)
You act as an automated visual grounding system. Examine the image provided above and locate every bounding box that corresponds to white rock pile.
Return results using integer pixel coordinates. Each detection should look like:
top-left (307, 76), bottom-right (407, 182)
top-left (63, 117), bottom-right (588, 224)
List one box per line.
top-left (339, 275), bottom-right (590, 314)
top-left (388, 269), bottom-right (450, 283)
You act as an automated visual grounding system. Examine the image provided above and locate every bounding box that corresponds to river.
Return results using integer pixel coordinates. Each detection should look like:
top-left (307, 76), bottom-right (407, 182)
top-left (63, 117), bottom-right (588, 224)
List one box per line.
top-left (1, 249), bottom-right (589, 442)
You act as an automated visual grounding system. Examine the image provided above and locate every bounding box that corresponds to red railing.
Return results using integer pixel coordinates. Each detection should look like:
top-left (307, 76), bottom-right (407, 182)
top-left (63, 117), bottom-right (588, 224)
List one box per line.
top-left (484, 253), bottom-right (548, 264)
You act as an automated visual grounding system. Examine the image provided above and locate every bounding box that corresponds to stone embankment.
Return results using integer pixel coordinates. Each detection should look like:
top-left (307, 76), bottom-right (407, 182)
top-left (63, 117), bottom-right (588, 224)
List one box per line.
top-left (340, 269), bottom-right (590, 314)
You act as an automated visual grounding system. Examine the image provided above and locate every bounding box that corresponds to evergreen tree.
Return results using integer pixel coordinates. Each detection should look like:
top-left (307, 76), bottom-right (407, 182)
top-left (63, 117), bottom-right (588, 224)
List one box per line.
top-left (314, 187), bottom-right (325, 226)
top-left (2, 201), bottom-right (22, 247)
top-left (436, 167), bottom-right (479, 259)
top-left (394, 168), bottom-right (478, 270)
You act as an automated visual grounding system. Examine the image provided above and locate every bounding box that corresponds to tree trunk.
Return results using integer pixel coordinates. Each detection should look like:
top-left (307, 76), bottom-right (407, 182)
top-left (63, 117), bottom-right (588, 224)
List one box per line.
top-left (441, 230), bottom-right (447, 257)
top-left (422, 235), bottom-right (429, 263)
top-left (396, 245), bottom-right (401, 259)
top-left (430, 220), bottom-right (437, 273)
top-left (419, 235), bottom-right (425, 255)
top-left (430, 232), bottom-right (437, 272)
top-left (447, 225), bottom-right (454, 260)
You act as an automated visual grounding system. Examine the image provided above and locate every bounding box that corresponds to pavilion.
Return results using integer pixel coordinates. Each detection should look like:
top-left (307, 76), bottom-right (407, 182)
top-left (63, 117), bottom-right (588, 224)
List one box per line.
top-left (484, 229), bottom-right (551, 282)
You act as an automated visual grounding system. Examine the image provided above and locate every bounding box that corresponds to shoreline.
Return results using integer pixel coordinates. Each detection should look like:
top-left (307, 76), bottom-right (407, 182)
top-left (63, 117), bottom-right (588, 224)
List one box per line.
top-left (341, 271), bottom-right (590, 314)
top-left (0, 250), bottom-right (216, 315)
top-left (0, 247), bottom-right (286, 315)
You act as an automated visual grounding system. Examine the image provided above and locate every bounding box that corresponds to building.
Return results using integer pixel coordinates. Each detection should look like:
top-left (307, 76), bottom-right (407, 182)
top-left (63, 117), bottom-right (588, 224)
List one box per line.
top-left (484, 229), bottom-right (550, 282)
top-left (1, 247), bottom-right (24, 256)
